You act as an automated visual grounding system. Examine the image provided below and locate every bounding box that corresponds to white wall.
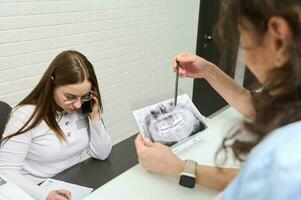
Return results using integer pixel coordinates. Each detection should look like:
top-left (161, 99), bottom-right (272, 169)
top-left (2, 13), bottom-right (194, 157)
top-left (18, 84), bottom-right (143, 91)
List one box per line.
top-left (0, 0), bottom-right (200, 144)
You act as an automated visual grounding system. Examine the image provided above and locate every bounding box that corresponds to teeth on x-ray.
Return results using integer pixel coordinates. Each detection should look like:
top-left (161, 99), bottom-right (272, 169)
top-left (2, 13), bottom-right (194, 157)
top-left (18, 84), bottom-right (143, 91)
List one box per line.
top-left (133, 94), bottom-right (208, 147)
top-left (157, 113), bottom-right (182, 131)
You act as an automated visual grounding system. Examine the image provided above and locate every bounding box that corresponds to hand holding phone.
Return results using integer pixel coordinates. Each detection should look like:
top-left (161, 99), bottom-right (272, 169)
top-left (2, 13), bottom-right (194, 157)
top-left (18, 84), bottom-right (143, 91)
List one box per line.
top-left (82, 99), bottom-right (93, 113)
top-left (82, 88), bottom-right (102, 122)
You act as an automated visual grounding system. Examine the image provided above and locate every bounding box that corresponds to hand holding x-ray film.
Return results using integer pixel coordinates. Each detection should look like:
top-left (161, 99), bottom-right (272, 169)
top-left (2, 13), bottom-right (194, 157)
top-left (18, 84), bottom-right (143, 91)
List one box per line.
top-left (133, 94), bottom-right (208, 147)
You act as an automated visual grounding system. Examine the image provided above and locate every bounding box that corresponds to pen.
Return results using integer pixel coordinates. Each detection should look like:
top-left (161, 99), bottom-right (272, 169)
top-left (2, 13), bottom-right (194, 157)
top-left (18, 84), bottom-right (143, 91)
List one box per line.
top-left (56, 191), bottom-right (70, 200)
top-left (174, 62), bottom-right (180, 107)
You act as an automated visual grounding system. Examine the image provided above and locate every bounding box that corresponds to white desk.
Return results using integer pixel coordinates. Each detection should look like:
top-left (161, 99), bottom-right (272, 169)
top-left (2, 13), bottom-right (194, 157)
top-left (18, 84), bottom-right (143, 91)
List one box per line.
top-left (84, 107), bottom-right (243, 200)
top-left (0, 175), bottom-right (34, 200)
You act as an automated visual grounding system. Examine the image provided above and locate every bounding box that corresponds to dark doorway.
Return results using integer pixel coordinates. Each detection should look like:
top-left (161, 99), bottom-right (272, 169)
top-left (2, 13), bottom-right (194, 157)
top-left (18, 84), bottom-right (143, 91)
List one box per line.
top-left (192, 0), bottom-right (236, 117)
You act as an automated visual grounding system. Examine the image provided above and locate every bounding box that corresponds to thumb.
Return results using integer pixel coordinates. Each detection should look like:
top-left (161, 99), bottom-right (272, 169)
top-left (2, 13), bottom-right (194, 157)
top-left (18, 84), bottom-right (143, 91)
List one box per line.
top-left (143, 138), bottom-right (154, 147)
top-left (135, 133), bottom-right (145, 149)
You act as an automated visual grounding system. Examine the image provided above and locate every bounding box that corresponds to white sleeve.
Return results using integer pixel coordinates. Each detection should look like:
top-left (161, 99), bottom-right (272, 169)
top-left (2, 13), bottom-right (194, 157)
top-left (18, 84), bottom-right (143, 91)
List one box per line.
top-left (86, 119), bottom-right (112, 160)
top-left (0, 107), bottom-right (49, 200)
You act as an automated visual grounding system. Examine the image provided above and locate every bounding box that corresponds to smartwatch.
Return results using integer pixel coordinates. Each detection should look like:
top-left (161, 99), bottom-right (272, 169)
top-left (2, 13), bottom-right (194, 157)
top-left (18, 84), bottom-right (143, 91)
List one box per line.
top-left (178, 160), bottom-right (197, 188)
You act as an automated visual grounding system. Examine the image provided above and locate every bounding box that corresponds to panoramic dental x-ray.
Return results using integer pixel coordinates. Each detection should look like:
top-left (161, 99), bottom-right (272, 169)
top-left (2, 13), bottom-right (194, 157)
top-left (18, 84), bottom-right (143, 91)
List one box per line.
top-left (133, 94), bottom-right (208, 147)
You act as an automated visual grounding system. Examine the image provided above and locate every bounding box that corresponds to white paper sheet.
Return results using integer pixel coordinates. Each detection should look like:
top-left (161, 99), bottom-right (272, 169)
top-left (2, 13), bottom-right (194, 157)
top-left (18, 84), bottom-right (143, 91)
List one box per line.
top-left (40, 178), bottom-right (93, 200)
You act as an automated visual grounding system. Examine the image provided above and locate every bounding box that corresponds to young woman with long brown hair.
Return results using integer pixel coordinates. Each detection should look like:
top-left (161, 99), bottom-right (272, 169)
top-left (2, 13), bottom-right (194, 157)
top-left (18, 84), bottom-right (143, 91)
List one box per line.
top-left (0, 50), bottom-right (112, 200)
top-left (135, 0), bottom-right (301, 199)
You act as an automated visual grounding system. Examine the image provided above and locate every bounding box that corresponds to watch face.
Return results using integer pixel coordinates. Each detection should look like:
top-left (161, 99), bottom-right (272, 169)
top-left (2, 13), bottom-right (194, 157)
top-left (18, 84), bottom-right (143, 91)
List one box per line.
top-left (179, 175), bottom-right (196, 188)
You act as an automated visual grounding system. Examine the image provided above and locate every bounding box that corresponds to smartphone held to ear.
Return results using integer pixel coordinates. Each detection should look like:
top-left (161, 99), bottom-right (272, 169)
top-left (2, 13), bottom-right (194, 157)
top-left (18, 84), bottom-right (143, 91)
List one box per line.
top-left (82, 100), bottom-right (93, 113)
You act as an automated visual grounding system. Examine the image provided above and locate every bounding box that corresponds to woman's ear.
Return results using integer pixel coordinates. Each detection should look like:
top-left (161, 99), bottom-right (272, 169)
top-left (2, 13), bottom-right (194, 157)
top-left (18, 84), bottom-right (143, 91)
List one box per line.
top-left (267, 16), bottom-right (292, 67)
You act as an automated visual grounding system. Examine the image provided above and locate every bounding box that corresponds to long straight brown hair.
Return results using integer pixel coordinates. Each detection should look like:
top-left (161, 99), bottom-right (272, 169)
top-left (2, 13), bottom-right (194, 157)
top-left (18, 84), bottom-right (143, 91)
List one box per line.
top-left (2, 50), bottom-right (102, 143)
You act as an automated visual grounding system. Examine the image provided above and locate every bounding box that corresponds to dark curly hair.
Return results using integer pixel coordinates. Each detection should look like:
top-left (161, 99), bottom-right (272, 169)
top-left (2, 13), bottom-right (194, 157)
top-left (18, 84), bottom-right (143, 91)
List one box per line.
top-left (215, 0), bottom-right (301, 162)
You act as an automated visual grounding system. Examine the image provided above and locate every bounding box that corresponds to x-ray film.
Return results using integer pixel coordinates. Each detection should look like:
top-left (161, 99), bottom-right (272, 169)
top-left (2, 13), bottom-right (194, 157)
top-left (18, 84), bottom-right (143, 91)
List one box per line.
top-left (133, 94), bottom-right (208, 147)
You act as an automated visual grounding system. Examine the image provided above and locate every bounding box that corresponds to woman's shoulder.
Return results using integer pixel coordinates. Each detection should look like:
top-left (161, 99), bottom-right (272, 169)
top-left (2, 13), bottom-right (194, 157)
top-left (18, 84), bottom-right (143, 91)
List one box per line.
top-left (223, 122), bottom-right (301, 200)
top-left (260, 121), bottom-right (301, 150)
top-left (11, 104), bottom-right (36, 119)
top-left (247, 121), bottom-right (301, 168)
top-left (270, 121), bottom-right (301, 160)
top-left (3, 105), bottom-right (37, 138)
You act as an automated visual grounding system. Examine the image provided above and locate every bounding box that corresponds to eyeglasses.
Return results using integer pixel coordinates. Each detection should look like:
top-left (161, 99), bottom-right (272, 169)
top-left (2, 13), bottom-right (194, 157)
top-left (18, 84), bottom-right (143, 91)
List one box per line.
top-left (63, 92), bottom-right (92, 105)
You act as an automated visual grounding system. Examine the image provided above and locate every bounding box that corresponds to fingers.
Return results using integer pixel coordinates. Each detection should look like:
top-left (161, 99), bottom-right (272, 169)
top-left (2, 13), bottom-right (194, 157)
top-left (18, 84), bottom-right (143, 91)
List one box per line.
top-left (89, 90), bottom-right (99, 104)
top-left (56, 189), bottom-right (72, 200)
top-left (57, 196), bottom-right (70, 200)
top-left (172, 52), bottom-right (194, 67)
top-left (143, 137), bottom-right (154, 147)
top-left (135, 133), bottom-right (155, 156)
top-left (58, 189), bottom-right (71, 199)
top-left (172, 57), bottom-right (179, 68)
top-left (176, 53), bottom-right (195, 63)
top-left (56, 196), bottom-right (68, 200)
top-left (89, 90), bottom-right (100, 116)
top-left (135, 133), bottom-right (143, 142)
top-left (91, 94), bottom-right (99, 106)
top-left (172, 52), bottom-right (196, 77)
top-left (90, 88), bottom-right (100, 104)
top-left (89, 88), bottom-right (98, 99)
top-left (134, 133), bottom-right (144, 150)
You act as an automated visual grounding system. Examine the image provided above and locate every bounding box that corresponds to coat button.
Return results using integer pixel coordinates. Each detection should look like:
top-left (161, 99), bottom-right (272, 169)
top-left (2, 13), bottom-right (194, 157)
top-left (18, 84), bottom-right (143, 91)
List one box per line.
top-left (65, 121), bottom-right (70, 126)
top-left (67, 132), bottom-right (71, 137)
